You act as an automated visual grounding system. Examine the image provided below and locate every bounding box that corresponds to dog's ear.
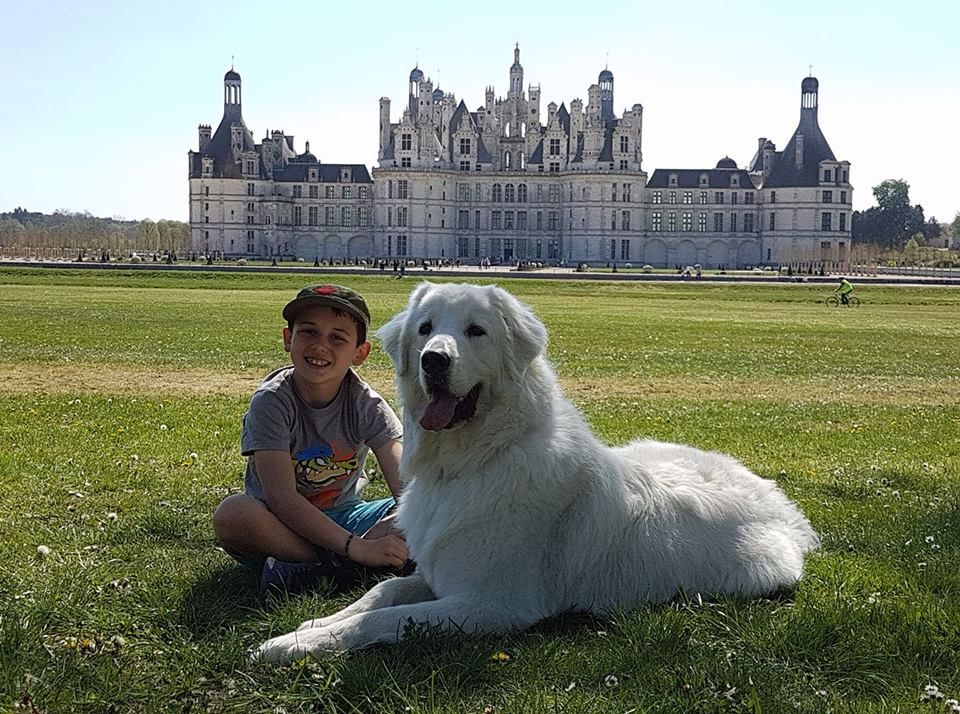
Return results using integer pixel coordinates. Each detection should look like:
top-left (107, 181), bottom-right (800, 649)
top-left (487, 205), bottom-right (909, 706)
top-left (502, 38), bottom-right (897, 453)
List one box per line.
top-left (489, 285), bottom-right (548, 366)
top-left (376, 310), bottom-right (408, 375)
top-left (377, 282), bottom-right (435, 377)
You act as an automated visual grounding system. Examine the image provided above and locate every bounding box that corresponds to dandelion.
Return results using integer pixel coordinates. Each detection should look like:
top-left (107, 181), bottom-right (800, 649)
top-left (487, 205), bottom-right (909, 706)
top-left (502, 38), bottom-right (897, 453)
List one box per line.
top-left (36, 545), bottom-right (50, 557)
top-left (922, 684), bottom-right (944, 701)
top-left (490, 651), bottom-right (511, 662)
top-left (604, 675), bottom-right (620, 688)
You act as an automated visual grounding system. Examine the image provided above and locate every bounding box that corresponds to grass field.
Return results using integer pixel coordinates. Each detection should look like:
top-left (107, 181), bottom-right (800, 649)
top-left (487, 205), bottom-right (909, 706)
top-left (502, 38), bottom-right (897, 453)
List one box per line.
top-left (1, 267), bottom-right (958, 713)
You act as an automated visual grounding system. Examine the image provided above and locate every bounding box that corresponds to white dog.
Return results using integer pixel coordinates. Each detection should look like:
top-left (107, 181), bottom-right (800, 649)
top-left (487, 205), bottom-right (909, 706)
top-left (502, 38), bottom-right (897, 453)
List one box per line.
top-left (257, 282), bottom-right (818, 662)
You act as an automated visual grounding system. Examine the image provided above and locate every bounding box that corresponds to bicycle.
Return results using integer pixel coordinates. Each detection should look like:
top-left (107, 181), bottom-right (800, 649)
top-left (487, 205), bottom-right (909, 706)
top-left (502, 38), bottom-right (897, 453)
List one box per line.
top-left (825, 294), bottom-right (860, 307)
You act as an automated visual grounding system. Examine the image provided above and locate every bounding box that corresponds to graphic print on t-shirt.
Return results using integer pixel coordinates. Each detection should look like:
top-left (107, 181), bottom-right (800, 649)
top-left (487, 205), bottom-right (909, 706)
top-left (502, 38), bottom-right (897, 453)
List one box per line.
top-left (292, 442), bottom-right (360, 509)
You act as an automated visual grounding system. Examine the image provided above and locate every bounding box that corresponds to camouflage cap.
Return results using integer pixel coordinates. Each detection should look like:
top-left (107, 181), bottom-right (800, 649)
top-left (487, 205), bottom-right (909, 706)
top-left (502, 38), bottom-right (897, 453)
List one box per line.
top-left (282, 284), bottom-right (371, 327)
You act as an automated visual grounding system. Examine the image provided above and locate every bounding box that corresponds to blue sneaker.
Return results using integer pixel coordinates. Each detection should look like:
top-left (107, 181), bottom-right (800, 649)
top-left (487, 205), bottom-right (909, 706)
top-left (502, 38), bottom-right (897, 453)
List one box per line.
top-left (259, 555), bottom-right (348, 595)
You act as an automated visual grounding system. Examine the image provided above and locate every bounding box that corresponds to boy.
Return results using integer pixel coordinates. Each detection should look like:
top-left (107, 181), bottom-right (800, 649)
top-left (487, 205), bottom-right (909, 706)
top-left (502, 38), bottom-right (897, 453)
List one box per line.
top-left (213, 283), bottom-right (408, 592)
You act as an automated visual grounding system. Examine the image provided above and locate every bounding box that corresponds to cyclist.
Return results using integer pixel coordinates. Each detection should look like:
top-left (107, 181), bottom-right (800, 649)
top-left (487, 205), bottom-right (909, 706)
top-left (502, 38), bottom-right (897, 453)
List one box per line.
top-left (836, 276), bottom-right (855, 305)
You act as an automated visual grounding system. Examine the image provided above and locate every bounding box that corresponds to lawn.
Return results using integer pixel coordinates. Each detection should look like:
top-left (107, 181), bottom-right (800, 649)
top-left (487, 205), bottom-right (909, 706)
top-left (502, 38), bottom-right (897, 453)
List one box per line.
top-left (1, 267), bottom-right (958, 713)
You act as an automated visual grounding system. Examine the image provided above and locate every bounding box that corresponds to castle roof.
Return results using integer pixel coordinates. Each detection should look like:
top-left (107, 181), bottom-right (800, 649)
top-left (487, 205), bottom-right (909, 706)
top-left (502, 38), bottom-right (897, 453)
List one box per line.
top-left (646, 168), bottom-right (757, 189)
top-left (272, 163), bottom-right (371, 183)
top-left (762, 117), bottom-right (836, 188)
top-left (189, 114), bottom-right (257, 179)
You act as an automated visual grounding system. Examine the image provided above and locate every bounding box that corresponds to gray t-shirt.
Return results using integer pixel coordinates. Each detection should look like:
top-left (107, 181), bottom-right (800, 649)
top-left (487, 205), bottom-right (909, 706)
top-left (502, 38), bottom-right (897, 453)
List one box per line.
top-left (241, 366), bottom-right (402, 511)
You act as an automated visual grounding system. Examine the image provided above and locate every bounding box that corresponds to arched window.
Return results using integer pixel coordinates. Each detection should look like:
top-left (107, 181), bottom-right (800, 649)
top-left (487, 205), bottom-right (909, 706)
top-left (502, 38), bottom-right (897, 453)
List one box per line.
top-left (492, 183), bottom-right (502, 202)
top-left (520, 122), bottom-right (526, 138)
top-left (517, 184), bottom-right (527, 202)
top-left (504, 152), bottom-right (511, 169)
top-left (505, 184), bottom-right (515, 202)
top-left (519, 154), bottom-right (526, 169)
top-left (504, 121), bottom-right (511, 138)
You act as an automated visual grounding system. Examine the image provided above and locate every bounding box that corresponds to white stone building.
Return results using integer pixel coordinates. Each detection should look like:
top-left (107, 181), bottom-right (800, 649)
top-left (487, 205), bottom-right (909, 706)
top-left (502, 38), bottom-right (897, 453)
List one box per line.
top-left (189, 51), bottom-right (852, 268)
top-left (188, 69), bottom-right (374, 261)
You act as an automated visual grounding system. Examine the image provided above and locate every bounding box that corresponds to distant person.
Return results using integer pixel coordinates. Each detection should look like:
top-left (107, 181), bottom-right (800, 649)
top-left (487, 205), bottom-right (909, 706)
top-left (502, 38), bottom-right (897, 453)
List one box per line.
top-left (836, 276), bottom-right (855, 305)
top-left (213, 284), bottom-right (409, 593)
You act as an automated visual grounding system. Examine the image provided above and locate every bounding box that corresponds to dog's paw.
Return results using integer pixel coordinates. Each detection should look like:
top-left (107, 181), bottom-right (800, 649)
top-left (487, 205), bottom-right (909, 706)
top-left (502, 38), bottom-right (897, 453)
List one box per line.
top-left (253, 628), bottom-right (342, 664)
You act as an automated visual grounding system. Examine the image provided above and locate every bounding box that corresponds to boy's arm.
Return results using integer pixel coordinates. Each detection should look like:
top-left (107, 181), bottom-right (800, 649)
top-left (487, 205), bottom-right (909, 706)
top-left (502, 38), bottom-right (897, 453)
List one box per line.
top-left (372, 438), bottom-right (404, 499)
top-left (255, 450), bottom-right (407, 568)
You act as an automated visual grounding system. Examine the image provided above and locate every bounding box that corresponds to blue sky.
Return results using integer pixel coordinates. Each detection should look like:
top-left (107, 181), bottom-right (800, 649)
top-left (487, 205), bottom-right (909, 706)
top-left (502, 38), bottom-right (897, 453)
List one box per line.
top-left (2, 0), bottom-right (957, 223)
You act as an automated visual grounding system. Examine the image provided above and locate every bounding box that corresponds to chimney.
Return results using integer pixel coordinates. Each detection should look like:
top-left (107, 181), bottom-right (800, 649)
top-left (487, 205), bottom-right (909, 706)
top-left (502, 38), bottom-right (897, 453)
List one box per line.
top-left (198, 124), bottom-right (212, 152)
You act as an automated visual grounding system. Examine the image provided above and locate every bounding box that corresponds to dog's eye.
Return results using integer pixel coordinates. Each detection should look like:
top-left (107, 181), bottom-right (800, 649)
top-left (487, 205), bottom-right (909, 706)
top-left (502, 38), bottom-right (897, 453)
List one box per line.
top-left (418, 321), bottom-right (433, 336)
top-left (466, 324), bottom-right (486, 338)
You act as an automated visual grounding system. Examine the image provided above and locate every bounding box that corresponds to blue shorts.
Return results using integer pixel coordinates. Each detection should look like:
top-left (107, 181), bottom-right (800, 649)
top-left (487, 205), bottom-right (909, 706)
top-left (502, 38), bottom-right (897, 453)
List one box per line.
top-left (323, 497), bottom-right (396, 535)
top-left (221, 496), bottom-right (396, 570)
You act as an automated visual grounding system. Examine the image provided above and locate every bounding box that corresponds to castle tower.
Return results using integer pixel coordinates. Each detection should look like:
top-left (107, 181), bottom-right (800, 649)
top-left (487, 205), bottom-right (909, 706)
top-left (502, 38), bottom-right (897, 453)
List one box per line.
top-left (801, 76), bottom-right (819, 116)
top-left (599, 68), bottom-right (614, 124)
top-left (223, 67), bottom-right (242, 120)
top-left (409, 66), bottom-right (424, 119)
top-left (508, 43), bottom-right (524, 98)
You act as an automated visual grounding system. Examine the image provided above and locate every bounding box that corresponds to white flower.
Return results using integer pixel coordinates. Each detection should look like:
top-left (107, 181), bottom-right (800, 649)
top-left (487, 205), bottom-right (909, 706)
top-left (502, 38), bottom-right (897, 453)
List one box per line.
top-left (36, 545), bottom-right (51, 557)
top-left (945, 699), bottom-right (959, 712)
top-left (922, 684), bottom-right (943, 701)
top-left (106, 512), bottom-right (118, 521)
top-left (604, 675), bottom-right (619, 688)
top-left (925, 535), bottom-right (935, 543)
top-left (159, 424), bottom-right (168, 431)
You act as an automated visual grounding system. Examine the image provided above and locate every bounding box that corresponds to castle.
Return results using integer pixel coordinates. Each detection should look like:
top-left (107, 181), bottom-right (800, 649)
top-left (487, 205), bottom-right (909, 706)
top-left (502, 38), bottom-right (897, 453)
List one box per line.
top-left (188, 48), bottom-right (852, 268)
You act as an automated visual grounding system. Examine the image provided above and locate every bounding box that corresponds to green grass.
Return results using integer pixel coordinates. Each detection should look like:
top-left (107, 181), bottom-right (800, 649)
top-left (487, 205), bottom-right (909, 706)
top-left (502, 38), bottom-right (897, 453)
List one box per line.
top-left (1, 268), bottom-right (959, 712)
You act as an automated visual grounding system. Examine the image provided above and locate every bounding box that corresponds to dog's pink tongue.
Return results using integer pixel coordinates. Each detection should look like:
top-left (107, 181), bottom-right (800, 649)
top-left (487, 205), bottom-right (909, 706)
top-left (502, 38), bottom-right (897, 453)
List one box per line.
top-left (420, 392), bottom-right (458, 431)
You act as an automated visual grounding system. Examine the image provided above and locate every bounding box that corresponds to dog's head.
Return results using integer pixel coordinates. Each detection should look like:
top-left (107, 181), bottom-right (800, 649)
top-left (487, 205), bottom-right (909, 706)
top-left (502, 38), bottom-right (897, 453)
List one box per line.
top-left (377, 282), bottom-right (547, 432)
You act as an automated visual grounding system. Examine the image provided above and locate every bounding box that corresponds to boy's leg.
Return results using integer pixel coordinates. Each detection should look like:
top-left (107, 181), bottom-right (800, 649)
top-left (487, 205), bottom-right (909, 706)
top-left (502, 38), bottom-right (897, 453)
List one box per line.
top-left (213, 493), bottom-right (320, 564)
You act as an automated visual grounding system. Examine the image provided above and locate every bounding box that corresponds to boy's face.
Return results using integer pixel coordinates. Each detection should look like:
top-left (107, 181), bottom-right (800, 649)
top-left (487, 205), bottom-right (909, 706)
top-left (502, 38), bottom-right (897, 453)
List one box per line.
top-left (283, 306), bottom-right (370, 395)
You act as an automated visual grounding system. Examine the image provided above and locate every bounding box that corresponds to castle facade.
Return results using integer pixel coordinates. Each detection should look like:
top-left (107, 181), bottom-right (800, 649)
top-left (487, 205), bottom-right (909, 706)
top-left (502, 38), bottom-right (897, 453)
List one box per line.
top-left (188, 49), bottom-right (852, 268)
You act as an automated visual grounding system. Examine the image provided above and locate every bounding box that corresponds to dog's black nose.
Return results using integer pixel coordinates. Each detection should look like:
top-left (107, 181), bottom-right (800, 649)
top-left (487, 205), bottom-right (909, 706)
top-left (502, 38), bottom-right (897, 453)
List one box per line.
top-left (421, 351), bottom-right (450, 375)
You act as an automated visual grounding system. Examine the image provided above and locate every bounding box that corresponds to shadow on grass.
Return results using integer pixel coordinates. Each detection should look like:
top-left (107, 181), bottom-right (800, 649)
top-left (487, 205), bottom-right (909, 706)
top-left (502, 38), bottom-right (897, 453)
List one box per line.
top-left (176, 563), bottom-right (262, 637)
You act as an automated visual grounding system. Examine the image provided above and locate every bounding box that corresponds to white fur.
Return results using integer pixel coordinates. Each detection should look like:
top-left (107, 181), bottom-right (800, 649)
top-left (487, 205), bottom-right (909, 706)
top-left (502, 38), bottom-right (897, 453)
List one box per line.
top-left (257, 283), bottom-right (818, 662)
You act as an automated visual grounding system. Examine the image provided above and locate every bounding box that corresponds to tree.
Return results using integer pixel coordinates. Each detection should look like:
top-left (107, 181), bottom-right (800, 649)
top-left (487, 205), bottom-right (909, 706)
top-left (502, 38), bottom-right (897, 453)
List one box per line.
top-left (852, 179), bottom-right (925, 248)
top-left (920, 217), bottom-right (942, 243)
top-left (948, 213), bottom-right (960, 239)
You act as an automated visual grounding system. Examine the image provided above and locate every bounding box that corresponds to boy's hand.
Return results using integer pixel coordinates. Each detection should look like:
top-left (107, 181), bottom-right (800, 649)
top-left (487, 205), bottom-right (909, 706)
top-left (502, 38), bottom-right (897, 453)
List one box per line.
top-left (349, 534), bottom-right (408, 570)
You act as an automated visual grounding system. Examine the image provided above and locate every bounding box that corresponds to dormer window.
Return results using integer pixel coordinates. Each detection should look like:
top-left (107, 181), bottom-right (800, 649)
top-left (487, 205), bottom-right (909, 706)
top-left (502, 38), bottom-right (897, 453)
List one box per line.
top-left (730, 175), bottom-right (740, 187)
top-left (699, 174), bottom-right (709, 186)
top-left (669, 174), bottom-right (678, 186)
top-left (201, 158), bottom-right (213, 177)
top-left (309, 168), bottom-right (318, 182)
top-left (340, 168), bottom-right (352, 183)
top-left (823, 169), bottom-right (833, 182)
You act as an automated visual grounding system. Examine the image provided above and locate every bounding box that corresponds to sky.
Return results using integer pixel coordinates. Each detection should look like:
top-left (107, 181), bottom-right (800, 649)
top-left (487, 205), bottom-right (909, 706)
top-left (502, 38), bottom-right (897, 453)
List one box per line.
top-left (1, 0), bottom-right (957, 224)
